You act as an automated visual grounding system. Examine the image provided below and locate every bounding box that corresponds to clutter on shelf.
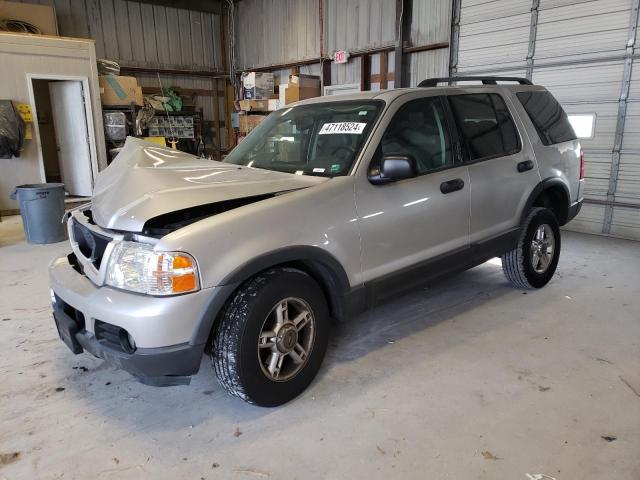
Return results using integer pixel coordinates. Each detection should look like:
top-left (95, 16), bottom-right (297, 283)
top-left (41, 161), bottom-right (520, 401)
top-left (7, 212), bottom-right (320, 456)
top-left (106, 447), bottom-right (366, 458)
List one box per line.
top-left (99, 75), bottom-right (143, 107)
top-left (0, 100), bottom-right (26, 159)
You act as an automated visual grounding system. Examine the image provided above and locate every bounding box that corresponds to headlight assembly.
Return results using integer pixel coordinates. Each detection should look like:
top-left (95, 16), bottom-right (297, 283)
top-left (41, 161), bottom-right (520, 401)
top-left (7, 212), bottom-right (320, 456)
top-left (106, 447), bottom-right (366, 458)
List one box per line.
top-left (105, 241), bottom-right (199, 296)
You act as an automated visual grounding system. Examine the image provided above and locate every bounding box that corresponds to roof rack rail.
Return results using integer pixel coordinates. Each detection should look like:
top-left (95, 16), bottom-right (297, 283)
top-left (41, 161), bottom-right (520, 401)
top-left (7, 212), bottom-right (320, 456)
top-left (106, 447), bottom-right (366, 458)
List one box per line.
top-left (418, 76), bottom-right (533, 87)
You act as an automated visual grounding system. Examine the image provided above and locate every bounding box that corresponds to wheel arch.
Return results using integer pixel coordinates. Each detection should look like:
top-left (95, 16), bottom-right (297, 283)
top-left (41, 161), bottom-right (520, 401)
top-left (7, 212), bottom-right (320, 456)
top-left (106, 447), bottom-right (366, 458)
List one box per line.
top-left (192, 246), bottom-right (353, 348)
top-left (522, 178), bottom-right (571, 226)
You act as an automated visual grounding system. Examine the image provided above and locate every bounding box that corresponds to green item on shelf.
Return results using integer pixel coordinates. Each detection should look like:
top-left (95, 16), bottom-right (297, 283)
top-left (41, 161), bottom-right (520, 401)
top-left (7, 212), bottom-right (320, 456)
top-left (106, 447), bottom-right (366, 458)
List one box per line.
top-left (165, 88), bottom-right (182, 112)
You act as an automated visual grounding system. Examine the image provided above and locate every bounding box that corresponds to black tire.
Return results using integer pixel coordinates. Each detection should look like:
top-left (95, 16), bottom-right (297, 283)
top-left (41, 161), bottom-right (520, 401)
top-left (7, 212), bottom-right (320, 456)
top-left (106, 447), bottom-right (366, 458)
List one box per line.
top-left (501, 207), bottom-right (561, 289)
top-left (211, 268), bottom-right (329, 407)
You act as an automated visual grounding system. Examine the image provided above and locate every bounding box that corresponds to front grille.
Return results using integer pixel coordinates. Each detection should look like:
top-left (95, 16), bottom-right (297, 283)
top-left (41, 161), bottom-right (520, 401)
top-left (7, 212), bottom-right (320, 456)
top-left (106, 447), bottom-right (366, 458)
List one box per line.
top-left (72, 219), bottom-right (111, 269)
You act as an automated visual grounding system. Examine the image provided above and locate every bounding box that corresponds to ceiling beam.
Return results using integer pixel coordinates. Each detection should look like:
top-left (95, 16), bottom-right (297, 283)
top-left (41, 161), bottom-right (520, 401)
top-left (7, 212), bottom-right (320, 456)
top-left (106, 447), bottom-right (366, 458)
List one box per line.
top-left (134, 0), bottom-right (224, 14)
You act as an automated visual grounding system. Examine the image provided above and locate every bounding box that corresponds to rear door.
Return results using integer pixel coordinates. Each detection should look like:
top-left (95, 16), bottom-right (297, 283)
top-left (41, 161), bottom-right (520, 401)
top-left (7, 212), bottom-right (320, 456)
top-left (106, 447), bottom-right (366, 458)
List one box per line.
top-left (447, 90), bottom-right (540, 247)
top-left (354, 94), bottom-right (471, 301)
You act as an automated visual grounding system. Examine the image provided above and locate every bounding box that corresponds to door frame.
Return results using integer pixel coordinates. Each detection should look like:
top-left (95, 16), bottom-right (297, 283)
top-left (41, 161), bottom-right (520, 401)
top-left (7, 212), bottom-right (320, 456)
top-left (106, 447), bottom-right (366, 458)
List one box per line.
top-left (26, 74), bottom-right (99, 193)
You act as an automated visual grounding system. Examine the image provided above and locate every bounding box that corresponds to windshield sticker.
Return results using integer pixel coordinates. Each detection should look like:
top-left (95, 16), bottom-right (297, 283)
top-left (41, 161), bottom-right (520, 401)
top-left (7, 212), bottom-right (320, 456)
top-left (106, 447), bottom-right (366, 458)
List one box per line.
top-left (313, 167), bottom-right (326, 173)
top-left (330, 163), bottom-right (341, 173)
top-left (319, 122), bottom-right (367, 135)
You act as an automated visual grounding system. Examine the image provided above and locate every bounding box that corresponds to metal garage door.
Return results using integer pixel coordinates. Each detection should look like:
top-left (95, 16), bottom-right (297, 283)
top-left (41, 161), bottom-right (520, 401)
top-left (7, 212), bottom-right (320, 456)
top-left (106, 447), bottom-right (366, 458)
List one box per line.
top-left (451, 0), bottom-right (640, 240)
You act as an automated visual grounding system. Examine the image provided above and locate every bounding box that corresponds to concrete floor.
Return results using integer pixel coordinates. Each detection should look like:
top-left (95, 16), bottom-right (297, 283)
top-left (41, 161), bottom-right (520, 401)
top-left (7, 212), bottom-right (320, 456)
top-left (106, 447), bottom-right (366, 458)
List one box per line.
top-left (1, 215), bottom-right (639, 480)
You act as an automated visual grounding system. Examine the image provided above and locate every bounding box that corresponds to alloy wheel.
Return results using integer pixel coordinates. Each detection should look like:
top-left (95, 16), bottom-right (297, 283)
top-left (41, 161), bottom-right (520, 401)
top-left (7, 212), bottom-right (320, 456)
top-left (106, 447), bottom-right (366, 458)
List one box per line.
top-left (257, 297), bottom-right (315, 382)
top-left (530, 223), bottom-right (555, 274)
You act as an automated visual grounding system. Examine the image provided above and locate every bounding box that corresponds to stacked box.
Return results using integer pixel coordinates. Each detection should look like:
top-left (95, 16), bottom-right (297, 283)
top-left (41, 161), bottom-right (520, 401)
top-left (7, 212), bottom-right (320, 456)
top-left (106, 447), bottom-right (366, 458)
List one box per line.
top-left (242, 72), bottom-right (274, 100)
top-left (99, 76), bottom-right (143, 106)
top-left (239, 99), bottom-right (270, 112)
top-left (239, 114), bottom-right (265, 135)
top-left (285, 75), bottom-right (321, 104)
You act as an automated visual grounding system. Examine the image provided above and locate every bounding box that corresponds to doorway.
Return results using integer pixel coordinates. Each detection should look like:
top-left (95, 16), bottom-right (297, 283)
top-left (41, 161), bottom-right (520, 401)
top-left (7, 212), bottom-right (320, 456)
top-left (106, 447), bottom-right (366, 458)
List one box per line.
top-left (30, 78), bottom-right (94, 198)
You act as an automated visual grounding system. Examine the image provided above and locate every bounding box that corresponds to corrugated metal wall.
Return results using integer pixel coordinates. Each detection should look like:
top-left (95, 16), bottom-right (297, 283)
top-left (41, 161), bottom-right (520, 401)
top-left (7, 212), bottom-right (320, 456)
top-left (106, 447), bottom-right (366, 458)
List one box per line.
top-left (325, 0), bottom-right (396, 52)
top-left (235, 0), bottom-right (320, 68)
top-left (236, 0), bottom-right (451, 87)
top-left (16, 0), bottom-right (224, 70)
top-left (453, 0), bottom-right (640, 241)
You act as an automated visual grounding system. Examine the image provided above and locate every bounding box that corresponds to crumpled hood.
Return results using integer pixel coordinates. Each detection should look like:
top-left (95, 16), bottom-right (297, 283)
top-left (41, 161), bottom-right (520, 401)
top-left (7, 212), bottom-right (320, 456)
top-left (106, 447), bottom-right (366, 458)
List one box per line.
top-left (92, 137), bottom-right (327, 232)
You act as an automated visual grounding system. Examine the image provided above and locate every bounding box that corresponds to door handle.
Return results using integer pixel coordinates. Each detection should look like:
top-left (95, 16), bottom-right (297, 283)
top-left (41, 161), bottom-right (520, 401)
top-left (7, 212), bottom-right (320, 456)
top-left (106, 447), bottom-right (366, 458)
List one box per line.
top-left (517, 160), bottom-right (534, 172)
top-left (440, 178), bottom-right (465, 194)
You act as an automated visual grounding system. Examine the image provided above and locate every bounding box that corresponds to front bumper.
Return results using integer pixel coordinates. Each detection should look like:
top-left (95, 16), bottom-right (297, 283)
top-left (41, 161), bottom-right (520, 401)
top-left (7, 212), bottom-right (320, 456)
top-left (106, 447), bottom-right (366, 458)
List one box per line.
top-left (49, 253), bottom-right (214, 386)
top-left (53, 304), bottom-right (202, 386)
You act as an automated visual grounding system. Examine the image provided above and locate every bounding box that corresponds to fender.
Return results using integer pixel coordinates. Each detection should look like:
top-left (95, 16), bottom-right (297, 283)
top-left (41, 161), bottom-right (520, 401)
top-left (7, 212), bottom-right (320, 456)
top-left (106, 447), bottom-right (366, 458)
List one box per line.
top-left (521, 177), bottom-right (571, 226)
top-left (189, 246), bottom-right (353, 346)
top-left (221, 245), bottom-right (351, 289)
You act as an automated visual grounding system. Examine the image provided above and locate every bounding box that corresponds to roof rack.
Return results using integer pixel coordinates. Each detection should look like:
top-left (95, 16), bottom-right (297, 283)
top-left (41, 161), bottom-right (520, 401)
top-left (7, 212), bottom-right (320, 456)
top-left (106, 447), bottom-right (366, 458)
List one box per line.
top-left (418, 76), bottom-right (533, 87)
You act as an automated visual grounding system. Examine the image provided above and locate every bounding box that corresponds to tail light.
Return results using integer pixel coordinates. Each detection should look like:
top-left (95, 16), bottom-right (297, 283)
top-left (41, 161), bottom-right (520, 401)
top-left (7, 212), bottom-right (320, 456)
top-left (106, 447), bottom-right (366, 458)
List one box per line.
top-left (579, 148), bottom-right (585, 180)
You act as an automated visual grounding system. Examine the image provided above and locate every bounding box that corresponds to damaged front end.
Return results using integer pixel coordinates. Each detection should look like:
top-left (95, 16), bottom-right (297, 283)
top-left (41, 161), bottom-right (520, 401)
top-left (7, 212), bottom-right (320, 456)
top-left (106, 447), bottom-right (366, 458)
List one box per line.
top-left (90, 137), bottom-right (328, 234)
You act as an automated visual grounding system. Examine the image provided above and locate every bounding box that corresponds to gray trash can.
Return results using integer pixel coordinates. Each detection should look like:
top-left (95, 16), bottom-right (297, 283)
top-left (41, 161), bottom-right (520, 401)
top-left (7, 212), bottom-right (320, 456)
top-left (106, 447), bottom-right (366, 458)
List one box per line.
top-left (10, 183), bottom-right (67, 244)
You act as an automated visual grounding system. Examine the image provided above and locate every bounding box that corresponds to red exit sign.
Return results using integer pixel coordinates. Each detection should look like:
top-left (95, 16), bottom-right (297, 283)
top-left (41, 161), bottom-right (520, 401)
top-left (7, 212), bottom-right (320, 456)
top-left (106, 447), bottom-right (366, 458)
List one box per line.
top-left (333, 50), bottom-right (349, 64)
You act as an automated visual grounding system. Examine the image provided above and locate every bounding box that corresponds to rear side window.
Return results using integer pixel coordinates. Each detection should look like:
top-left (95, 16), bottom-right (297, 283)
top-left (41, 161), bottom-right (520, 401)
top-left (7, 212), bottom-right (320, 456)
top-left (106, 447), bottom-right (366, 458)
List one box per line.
top-left (448, 93), bottom-right (520, 162)
top-left (516, 90), bottom-right (576, 145)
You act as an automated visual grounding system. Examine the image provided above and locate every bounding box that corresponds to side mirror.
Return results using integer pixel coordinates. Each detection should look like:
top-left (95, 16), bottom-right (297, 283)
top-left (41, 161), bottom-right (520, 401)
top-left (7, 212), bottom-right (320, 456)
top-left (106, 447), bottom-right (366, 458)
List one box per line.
top-left (368, 154), bottom-right (418, 185)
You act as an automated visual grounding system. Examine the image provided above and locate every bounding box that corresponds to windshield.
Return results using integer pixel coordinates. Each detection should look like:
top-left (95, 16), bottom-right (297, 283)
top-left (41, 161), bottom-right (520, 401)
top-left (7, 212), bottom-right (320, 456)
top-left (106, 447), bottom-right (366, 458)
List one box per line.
top-left (224, 100), bottom-right (383, 177)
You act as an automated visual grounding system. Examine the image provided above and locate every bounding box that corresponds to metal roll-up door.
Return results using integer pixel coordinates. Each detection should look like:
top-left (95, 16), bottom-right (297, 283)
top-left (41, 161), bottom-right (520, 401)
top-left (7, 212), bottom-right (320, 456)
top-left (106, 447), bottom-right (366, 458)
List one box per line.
top-left (451, 0), bottom-right (640, 240)
top-left (456, 0), bottom-right (531, 76)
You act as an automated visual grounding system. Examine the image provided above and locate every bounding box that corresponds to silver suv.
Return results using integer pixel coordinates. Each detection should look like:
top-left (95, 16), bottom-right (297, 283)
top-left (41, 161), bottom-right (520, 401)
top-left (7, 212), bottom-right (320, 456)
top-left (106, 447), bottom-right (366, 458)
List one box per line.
top-left (50, 77), bottom-right (584, 406)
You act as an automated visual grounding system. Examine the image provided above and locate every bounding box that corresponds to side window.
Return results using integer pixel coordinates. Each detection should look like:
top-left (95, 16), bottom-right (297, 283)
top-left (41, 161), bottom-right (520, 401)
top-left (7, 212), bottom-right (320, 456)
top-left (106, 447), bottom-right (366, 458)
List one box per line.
top-left (516, 90), bottom-right (577, 145)
top-left (449, 93), bottom-right (520, 162)
top-left (379, 97), bottom-right (453, 174)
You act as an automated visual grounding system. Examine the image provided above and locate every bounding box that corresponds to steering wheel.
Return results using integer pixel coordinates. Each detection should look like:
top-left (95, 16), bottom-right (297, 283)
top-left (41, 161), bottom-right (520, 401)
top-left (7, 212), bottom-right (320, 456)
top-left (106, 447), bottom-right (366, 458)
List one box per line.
top-left (332, 144), bottom-right (357, 160)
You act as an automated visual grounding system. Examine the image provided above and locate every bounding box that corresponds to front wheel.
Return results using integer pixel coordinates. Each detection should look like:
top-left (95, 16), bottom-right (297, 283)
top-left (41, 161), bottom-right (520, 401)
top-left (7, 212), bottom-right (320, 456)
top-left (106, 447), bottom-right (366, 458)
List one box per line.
top-left (211, 268), bottom-right (329, 407)
top-left (501, 207), bottom-right (561, 289)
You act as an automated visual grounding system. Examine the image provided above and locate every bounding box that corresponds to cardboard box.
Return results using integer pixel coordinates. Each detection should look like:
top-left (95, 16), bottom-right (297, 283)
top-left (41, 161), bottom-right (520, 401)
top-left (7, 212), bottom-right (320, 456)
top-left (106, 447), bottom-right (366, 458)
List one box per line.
top-left (285, 85), bottom-right (320, 105)
top-left (239, 99), bottom-right (269, 112)
top-left (99, 76), bottom-right (143, 106)
top-left (278, 84), bottom-right (288, 105)
top-left (242, 72), bottom-right (274, 99)
top-left (0, 1), bottom-right (58, 36)
top-left (268, 99), bottom-right (281, 111)
top-left (239, 114), bottom-right (266, 135)
top-left (289, 74), bottom-right (321, 89)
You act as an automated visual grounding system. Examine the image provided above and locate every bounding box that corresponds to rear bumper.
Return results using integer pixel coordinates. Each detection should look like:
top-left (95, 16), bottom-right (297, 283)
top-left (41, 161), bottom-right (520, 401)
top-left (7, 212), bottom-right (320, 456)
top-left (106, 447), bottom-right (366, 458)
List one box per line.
top-left (567, 199), bottom-right (583, 223)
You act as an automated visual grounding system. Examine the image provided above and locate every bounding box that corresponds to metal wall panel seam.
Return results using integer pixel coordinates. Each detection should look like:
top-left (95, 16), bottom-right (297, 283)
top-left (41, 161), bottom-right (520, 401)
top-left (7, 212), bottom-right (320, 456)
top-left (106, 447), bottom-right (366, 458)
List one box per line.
top-left (526, 0), bottom-right (539, 79)
top-left (449, 0), bottom-right (462, 75)
top-left (603, 0), bottom-right (640, 233)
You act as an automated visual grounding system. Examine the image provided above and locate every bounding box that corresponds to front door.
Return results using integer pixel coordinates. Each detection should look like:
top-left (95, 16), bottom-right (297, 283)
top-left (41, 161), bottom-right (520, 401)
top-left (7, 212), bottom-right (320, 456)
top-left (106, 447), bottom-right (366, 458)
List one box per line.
top-left (355, 95), bottom-right (470, 302)
top-left (48, 80), bottom-right (93, 197)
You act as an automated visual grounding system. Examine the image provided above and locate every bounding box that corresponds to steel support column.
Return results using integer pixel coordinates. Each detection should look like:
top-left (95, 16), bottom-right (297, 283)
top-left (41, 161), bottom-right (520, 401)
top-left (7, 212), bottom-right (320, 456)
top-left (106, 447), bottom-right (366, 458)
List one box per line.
top-left (603, 0), bottom-right (640, 233)
top-left (395, 0), bottom-right (412, 88)
top-left (526, 0), bottom-right (540, 80)
top-left (449, 0), bottom-right (461, 76)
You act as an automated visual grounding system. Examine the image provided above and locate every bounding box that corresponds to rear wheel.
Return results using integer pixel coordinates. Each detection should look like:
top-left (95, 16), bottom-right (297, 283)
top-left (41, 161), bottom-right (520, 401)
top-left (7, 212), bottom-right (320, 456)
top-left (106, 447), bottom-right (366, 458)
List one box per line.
top-left (211, 268), bottom-right (329, 406)
top-left (501, 207), bottom-right (561, 289)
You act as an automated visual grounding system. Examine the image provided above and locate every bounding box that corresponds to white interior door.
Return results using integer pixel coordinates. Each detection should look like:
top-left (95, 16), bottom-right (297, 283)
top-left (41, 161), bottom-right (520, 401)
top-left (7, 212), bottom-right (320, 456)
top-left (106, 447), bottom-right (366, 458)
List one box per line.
top-left (48, 81), bottom-right (93, 197)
